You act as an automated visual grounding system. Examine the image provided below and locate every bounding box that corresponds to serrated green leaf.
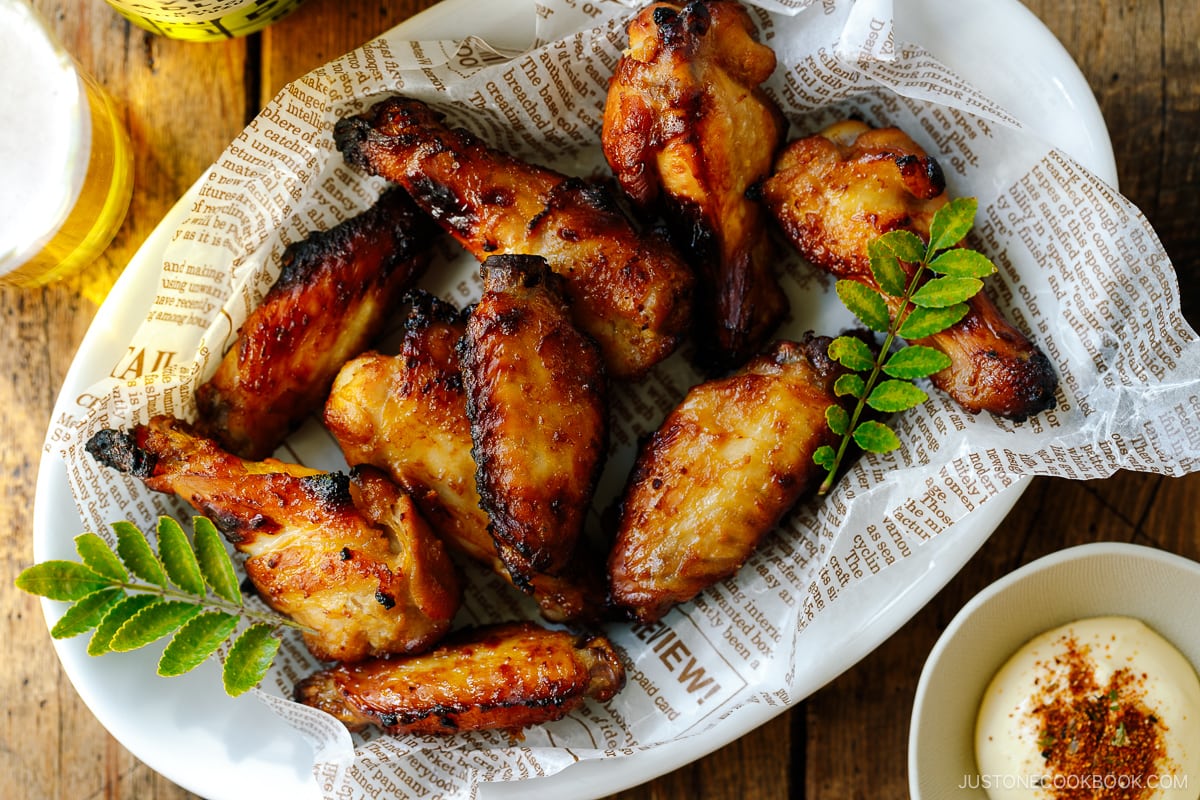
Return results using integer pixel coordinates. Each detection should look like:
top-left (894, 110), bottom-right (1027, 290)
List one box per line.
top-left (193, 517), bottom-right (241, 606)
top-left (852, 420), bottom-right (902, 453)
top-left (874, 229), bottom-right (927, 263)
top-left (866, 380), bottom-right (930, 413)
top-left (158, 612), bottom-right (240, 677)
top-left (74, 533), bottom-right (127, 582)
top-left (827, 335), bottom-right (875, 372)
top-left (836, 280), bottom-right (890, 332)
top-left (113, 520), bottom-right (168, 588)
top-left (882, 346), bottom-right (953, 379)
top-left (158, 517), bottom-right (205, 595)
top-left (88, 594), bottom-right (161, 656)
top-left (927, 197), bottom-right (978, 255)
top-left (15, 561), bottom-right (110, 601)
top-left (911, 276), bottom-right (983, 309)
top-left (813, 445), bottom-right (837, 470)
top-left (867, 241), bottom-right (908, 298)
top-left (50, 587), bottom-right (125, 639)
top-left (825, 404), bottom-right (850, 436)
top-left (899, 303), bottom-right (970, 339)
top-left (834, 373), bottom-right (867, 398)
top-left (927, 248), bottom-right (996, 278)
top-left (110, 600), bottom-right (203, 653)
top-left (223, 624), bottom-right (280, 697)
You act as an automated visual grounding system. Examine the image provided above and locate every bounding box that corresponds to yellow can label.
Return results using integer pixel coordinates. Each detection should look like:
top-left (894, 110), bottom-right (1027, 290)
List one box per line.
top-left (107, 0), bottom-right (307, 40)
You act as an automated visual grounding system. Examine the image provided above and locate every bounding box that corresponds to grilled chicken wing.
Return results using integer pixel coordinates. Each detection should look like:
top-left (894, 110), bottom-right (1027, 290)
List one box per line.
top-left (324, 291), bottom-right (606, 622)
top-left (195, 187), bottom-right (439, 459)
top-left (603, 0), bottom-right (787, 367)
top-left (294, 621), bottom-right (625, 736)
top-left (459, 256), bottom-right (608, 588)
top-left (85, 416), bottom-right (460, 663)
top-left (333, 95), bottom-right (694, 380)
top-left (760, 120), bottom-right (1057, 419)
top-left (608, 336), bottom-right (847, 623)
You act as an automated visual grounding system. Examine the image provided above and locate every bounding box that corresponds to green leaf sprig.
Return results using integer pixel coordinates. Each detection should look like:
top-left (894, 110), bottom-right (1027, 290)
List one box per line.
top-left (814, 197), bottom-right (995, 495)
top-left (16, 516), bottom-right (307, 696)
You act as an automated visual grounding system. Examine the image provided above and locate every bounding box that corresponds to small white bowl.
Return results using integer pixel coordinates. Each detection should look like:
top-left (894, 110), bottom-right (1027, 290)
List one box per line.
top-left (909, 542), bottom-right (1200, 799)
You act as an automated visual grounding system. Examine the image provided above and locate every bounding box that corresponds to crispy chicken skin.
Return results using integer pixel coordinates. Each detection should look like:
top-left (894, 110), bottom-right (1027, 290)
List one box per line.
top-left (324, 291), bottom-right (606, 622)
top-left (608, 336), bottom-right (846, 623)
top-left (194, 187), bottom-right (439, 460)
top-left (459, 256), bottom-right (608, 587)
top-left (85, 416), bottom-right (460, 663)
top-left (760, 120), bottom-right (1058, 419)
top-left (333, 95), bottom-right (694, 380)
top-left (294, 621), bottom-right (625, 736)
top-left (602, 0), bottom-right (787, 367)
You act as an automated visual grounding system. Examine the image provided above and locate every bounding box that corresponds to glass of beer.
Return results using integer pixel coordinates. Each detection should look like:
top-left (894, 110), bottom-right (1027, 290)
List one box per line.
top-left (0, 0), bottom-right (133, 288)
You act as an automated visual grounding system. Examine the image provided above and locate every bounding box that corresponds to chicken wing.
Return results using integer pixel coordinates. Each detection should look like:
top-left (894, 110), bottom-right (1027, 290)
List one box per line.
top-left (294, 621), bottom-right (625, 736)
top-left (459, 255), bottom-right (608, 589)
top-left (333, 95), bottom-right (694, 380)
top-left (324, 290), bottom-right (606, 622)
top-left (602, 0), bottom-right (787, 367)
top-left (759, 120), bottom-right (1058, 419)
top-left (194, 186), bottom-right (439, 460)
top-left (608, 336), bottom-right (847, 623)
top-left (85, 415), bottom-right (460, 663)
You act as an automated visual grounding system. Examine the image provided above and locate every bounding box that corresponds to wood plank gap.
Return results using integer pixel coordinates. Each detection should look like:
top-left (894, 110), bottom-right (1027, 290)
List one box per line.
top-left (790, 702), bottom-right (807, 798)
top-left (243, 32), bottom-right (264, 125)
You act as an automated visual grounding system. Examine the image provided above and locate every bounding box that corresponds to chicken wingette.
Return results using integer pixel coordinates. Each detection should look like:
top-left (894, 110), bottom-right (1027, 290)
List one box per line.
top-left (333, 95), bottom-right (694, 380)
top-left (294, 621), bottom-right (625, 735)
top-left (85, 415), bottom-right (460, 663)
top-left (608, 336), bottom-right (848, 623)
top-left (324, 290), bottom-right (606, 622)
top-left (194, 186), bottom-right (439, 460)
top-left (459, 255), bottom-right (608, 589)
top-left (760, 120), bottom-right (1058, 419)
top-left (602, 0), bottom-right (787, 367)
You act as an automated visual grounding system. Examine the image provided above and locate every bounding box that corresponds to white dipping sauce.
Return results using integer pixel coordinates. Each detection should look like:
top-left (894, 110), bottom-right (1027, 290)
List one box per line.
top-left (975, 616), bottom-right (1200, 799)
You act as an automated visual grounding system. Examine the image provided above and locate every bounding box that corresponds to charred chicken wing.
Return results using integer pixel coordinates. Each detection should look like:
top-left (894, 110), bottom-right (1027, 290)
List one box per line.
top-left (333, 95), bottom-right (694, 379)
top-left (459, 256), bottom-right (608, 589)
top-left (760, 120), bottom-right (1057, 419)
top-left (324, 291), bottom-right (605, 622)
top-left (85, 416), bottom-right (460, 663)
top-left (195, 186), bottom-right (439, 460)
top-left (294, 621), bottom-right (625, 736)
top-left (603, 0), bottom-right (787, 366)
top-left (608, 336), bottom-right (847, 623)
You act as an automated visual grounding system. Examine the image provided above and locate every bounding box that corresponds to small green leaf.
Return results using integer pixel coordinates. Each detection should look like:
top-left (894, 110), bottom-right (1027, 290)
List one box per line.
top-left (898, 303), bottom-right (970, 339)
top-left (874, 229), bottom-right (927, 263)
top-left (883, 346), bottom-right (952, 379)
top-left (223, 624), bottom-right (280, 697)
top-left (194, 517), bottom-right (241, 606)
top-left (110, 600), bottom-right (203, 653)
top-left (15, 561), bottom-right (110, 601)
top-left (852, 420), bottom-right (902, 453)
top-left (834, 373), bottom-right (866, 398)
top-left (926, 197), bottom-right (978, 255)
top-left (867, 380), bottom-right (930, 413)
top-left (911, 276), bottom-right (983, 309)
top-left (827, 335), bottom-right (875, 372)
top-left (50, 587), bottom-right (125, 639)
top-left (867, 239), bottom-right (909, 297)
top-left (158, 517), bottom-right (205, 595)
top-left (836, 280), bottom-right (890, 332)
top-left (113, 521), bottom-right (168, 588)
top-left (928, 248), bottom-right (996, 278)
top-left (158, 612), bottom-right (240, 677)
top-left (826, 405), bottom-right (850, 436)
top-left (74, 533), bottom-right (128, 582)
top-left (813, 445), bottom-right (837, 470)
top-left (89, 594), bottom-right (161, 656)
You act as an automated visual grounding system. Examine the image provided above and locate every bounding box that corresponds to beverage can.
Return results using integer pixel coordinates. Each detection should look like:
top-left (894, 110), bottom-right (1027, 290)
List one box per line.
top-left (104, 0), bottom-right (307, 40)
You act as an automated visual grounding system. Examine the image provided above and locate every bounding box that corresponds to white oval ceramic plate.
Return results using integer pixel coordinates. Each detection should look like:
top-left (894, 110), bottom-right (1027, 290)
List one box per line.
top-left (33, 1), bottom-right (1117, 799)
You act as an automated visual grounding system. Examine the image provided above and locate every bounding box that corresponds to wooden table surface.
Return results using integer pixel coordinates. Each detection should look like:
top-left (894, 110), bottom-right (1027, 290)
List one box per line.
top-left (3, 0), bottom-right (1196, 798)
